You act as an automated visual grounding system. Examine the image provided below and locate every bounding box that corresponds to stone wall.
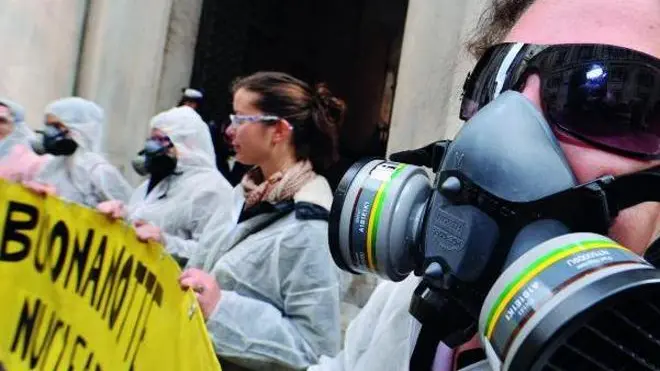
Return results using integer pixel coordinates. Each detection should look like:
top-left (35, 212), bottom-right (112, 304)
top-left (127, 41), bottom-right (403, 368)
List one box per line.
top-left (156, 0), bottom-right (204, 114)
top-left (75, 0), bottom-right (175, 183)
top-left (341, 0), bottom-right (490, 326)
top-left (1, 0), bottom-right (202, 185)
top-left (3, 0), bottom-right (492, 334)
top-left (0, 0), bottom-right (87, 128)
top-left (388, 0), bottom-right (488, 154)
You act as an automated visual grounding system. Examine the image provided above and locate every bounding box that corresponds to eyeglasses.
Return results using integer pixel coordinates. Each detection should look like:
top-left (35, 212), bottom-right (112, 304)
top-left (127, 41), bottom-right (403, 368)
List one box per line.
top-left (461, 43), bottom-right (660, 159)
top-left (229, 114), bottom-right (281, 127)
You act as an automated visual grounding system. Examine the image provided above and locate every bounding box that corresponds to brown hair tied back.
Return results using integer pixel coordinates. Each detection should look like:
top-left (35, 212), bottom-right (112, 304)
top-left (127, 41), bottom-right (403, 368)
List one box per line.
top-left (232, 72), bottom-right (346, 172)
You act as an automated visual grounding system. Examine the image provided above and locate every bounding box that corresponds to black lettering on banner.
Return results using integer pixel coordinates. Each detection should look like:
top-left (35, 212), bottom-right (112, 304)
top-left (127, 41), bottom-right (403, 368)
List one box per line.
top-left (49, 221), bottom-right (70, 282)
top-left (129, 327), bottom-right (147, 370)
top-left (124, 268), bottom-right (152, 361)
top-left (10, 295), bottom-right (111, 370)
top-left (69, 336), bottom-right (86, 370)
top-left (128, 273), bottom-right (162, 365)
top-left (84, 352), bottom-right (102, 371)
top-left (43, 318), bottom-right (65, 369)
top-left (35, 221), bottom-right (69, 274)
top-left (29, 308), bottom-right (56, 369)
top-left (10, 297), bottom-right (41, 360)
top-left (53, 320), bottom-right (71, 369)
top-left (110, 255), bottom-right (133, 331)
top-left (65, 229), bottom-right (94, 292)
top-left (96, 246), bottom-right (126, 317)
top-left (1, 201), bottom-right (38, 262)
top-left (33, 231), bottom-right (48, 273)
top-left (80, 236), bottom-right (107, 307)
top-left (2, 196), bottom-right (171, 369)
top-left (116, 258), bottom-right (142, 343)
top-left (135, 262), bottom-right (147, 284)
top-left (84, 352), bottom-right (94, 370)
top-left (153, 283), bottom-right (163, 307)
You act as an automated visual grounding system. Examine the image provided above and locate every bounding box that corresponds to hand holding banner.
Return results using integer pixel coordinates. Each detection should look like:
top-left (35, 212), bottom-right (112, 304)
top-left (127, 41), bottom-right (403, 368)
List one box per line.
top-left (0, 180), bottom-right (221, 370)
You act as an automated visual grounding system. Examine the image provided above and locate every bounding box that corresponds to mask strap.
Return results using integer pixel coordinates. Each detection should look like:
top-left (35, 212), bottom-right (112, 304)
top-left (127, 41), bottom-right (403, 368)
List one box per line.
top-left (644, 237), bottom-right (660, 267)
top-left (603, 166), bottom-right (660, 215)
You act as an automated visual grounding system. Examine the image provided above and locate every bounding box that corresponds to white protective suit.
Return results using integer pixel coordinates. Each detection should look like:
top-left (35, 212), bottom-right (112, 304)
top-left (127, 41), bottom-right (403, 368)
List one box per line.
top-left (0, 98), bottom-right (35, 159)
top-left (309, 274), bottom-right (492, 371)
top-left (126, 106), bottom-right (232, 263)
top-left (187, 174), bottom-right (342, 371)
top-left (34, 97), bottom-right (133, 207)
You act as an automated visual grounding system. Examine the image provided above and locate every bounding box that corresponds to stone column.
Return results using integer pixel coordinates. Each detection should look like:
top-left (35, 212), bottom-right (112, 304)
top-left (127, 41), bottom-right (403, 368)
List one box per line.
top-left (341, 0), bottom-right (490, 320)
top-left (75, 0), bottom-right (174, 184)
top-left (387, 0), bottom-right (488, 155)
top-left (0, 0), bottom-right (88, 128)
top-left (155, 0), bottom-right (204, 113)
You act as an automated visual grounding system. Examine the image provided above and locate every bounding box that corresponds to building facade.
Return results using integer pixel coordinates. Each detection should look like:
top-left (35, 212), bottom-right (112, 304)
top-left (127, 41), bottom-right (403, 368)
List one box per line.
top-left (1, 0), bottom-right (490, 328)
top-left (2, 0), bottom-right (487, 184)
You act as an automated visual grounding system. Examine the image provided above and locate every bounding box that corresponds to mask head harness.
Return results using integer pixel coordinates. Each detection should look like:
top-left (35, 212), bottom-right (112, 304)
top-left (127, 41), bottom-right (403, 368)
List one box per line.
top-left (329, 92), bottom-right (660, 370)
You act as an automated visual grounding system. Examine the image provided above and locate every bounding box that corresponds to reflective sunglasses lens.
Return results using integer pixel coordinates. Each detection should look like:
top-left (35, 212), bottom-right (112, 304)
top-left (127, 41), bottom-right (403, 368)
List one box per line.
top-left (543, 63), bottom-right (660, 157)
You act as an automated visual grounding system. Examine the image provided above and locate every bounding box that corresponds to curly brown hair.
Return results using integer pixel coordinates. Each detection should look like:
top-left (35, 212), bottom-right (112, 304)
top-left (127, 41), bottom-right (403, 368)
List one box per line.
top-left (466, 0), bottom-right (536, 59)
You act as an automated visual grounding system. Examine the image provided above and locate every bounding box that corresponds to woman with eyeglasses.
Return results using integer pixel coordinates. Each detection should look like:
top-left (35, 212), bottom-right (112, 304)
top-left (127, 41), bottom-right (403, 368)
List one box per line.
top-left (97, 106), bottom-right (233, 266)
top-left (177, 72), bottom-right (347, 371)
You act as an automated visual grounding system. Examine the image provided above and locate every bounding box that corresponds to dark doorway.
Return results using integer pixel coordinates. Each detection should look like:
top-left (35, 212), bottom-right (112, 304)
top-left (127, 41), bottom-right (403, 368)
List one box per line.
top-left (191, 0), bottom-right (409, 188)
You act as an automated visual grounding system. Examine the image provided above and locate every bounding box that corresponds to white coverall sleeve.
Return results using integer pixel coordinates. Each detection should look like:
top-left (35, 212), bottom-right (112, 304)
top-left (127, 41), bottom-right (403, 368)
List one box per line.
top-left (308, 275), bottom-right (422, 371)
top-left (162, 188), bottom-right (228, 262)
top-left (90, 162), bottom-right (133, 203)
top-left (206, 222), bottom-right (341, 370)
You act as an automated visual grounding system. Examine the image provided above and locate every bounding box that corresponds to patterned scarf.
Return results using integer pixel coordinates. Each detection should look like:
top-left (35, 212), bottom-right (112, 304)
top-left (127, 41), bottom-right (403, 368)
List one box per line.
top-left (241, 160), bottom-right (316, 209)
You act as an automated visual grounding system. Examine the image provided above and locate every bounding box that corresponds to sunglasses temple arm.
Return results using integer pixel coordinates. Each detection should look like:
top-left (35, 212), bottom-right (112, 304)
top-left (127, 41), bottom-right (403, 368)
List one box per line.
top-left (602, 168), bottom-right (660, 216)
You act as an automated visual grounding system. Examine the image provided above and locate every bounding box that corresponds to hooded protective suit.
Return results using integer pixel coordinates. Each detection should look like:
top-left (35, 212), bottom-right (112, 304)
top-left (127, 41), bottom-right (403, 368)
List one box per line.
top-left (0, 98), bottom-right (35, 159)
top-left (34, 97), bottom-right (133, 207)
top-left (126, 106), bottom-right (233, 263)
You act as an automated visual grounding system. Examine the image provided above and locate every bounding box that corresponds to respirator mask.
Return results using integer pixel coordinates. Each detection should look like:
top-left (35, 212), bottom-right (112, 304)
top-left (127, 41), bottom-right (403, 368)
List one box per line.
top-left (329, 90), bottom-right (660, 370)
top-left (131, 139), bottom-right (177, 177)
top-left (31, 125), bottom-right (78, 156)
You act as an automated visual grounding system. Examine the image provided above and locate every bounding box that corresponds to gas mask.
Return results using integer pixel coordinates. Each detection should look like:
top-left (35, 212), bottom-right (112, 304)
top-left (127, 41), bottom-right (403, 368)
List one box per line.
top-left (31, 125), bottom-right (78, 156)
top-left (131, 139), bottom-right (177, 177)
top-left (329, 91), bottom-right (660, 370)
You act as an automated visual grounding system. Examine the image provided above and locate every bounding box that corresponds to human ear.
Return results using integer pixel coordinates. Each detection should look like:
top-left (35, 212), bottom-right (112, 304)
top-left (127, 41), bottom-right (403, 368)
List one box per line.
top-left (271, 119), bottom-right (293, 144)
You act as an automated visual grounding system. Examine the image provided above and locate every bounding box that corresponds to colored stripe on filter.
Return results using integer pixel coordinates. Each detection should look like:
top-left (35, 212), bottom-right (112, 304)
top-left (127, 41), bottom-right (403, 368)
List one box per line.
top-left (484, 239), bottom-right (625, 339)
top-left (365, 164), bottom-right (407, 271)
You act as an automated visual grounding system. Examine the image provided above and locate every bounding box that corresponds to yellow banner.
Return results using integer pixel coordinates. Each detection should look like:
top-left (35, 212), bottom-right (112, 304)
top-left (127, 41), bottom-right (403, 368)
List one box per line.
top-left (0, 180), bottom-right (221, 371)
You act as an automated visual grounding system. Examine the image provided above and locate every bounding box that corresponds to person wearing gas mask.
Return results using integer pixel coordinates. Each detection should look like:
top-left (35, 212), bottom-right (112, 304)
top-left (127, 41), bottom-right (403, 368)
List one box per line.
top-left (178, 72), bottom-right (346, 371)
top-left (97, 106), bottom-right (232, 266)
top-left (12, 97), bottom-right (133, 207)
top-left (310, 0), bottom-right (660, 370)
top-left (0, 98), bottom-right (35, 159)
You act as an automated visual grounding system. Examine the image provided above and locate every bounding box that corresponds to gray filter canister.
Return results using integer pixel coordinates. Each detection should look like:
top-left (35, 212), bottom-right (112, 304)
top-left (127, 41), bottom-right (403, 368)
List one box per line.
top-left (329, 160), bottom-right (431, 281)
top-left (479, 232), bottom-right (660, 370)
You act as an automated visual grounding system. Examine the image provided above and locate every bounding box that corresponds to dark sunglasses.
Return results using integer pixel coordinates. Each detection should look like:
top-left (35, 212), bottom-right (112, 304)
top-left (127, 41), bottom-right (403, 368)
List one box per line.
top-left (460, 43), bottom-right (660, 159)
